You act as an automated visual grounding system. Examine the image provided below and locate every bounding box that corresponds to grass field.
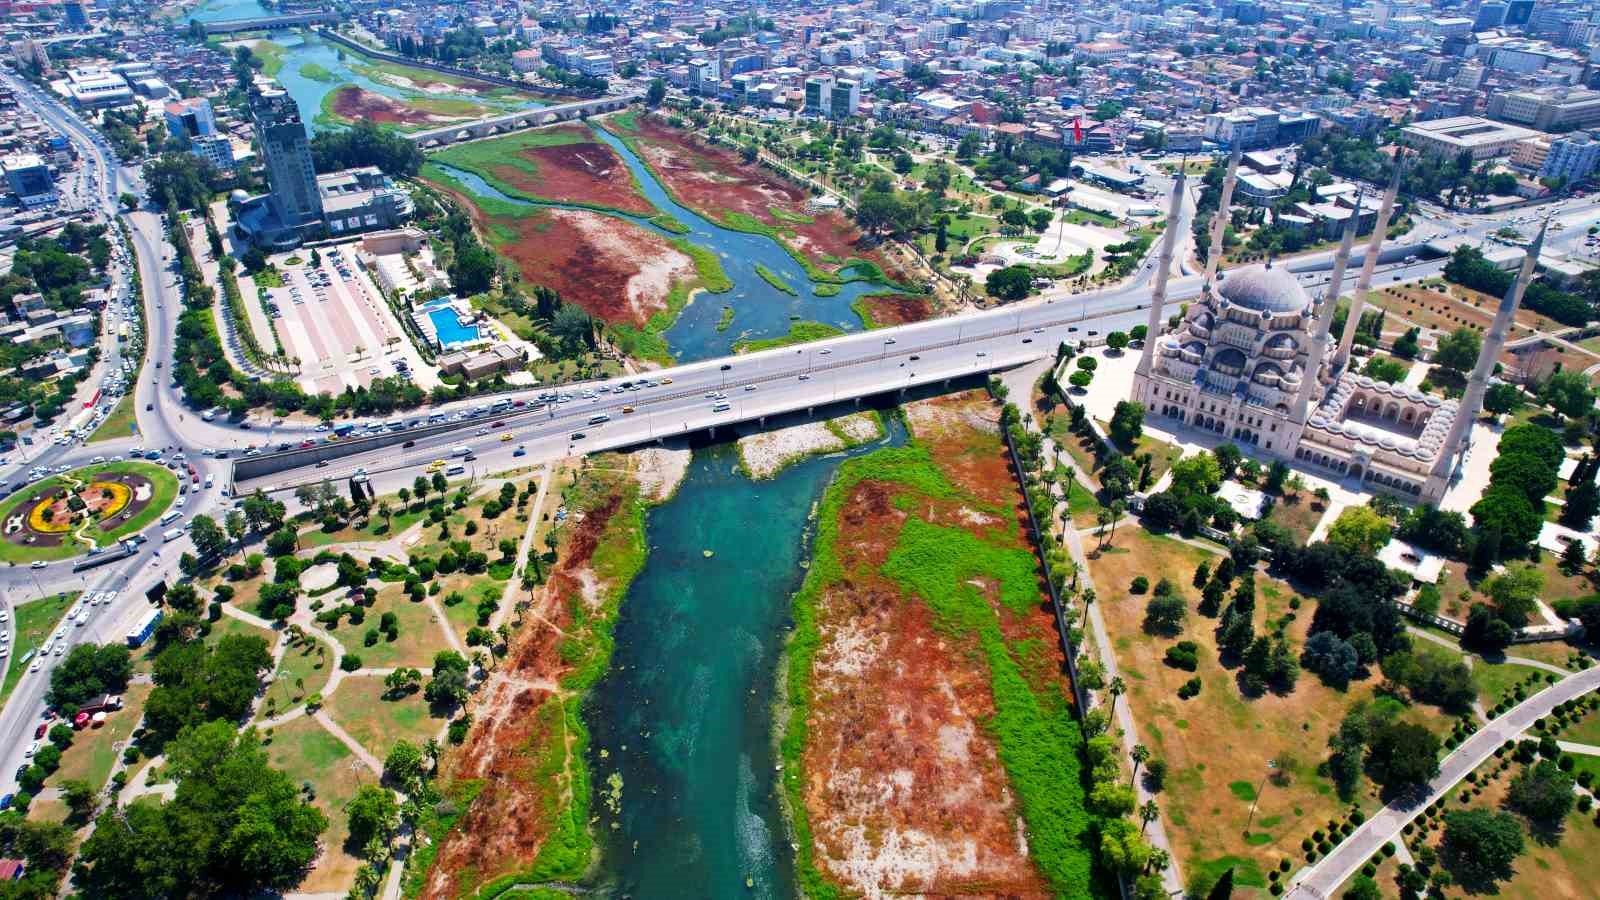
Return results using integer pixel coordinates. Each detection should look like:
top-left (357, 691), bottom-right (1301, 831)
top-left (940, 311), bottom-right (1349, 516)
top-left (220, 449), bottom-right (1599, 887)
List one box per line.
top-left (86, 394), bottom-right (138, 444)
top-left (49, 682), bottom-right (152, 793)
top-left (0, 462), bottom-right (180, 563)
top-left (263, 715), bottom-right (366, 893)
top-left (324, 676), bottom-right (441, 761)
top-left (1086, 528), bottom-right (1452, 894)
top-left (732, 320), bottom-right (844, 354)
top-left (0, 592), bottom-right (76, 709)
top-left (318, 585), bottom-right (444, 671)
top-left (258, 632), bottom-right (328, 720)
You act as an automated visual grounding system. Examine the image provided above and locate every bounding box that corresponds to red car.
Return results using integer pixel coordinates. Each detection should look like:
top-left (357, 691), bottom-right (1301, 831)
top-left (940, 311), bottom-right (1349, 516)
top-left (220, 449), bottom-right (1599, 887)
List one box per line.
top-left (33, 723), bottom-right (46, 740)
top-left (72, 712), bottom-right (89, 730)
top-left (299, 440), bottom-right (315, 449)
top-left (191, 474), bottom-right (199, 484)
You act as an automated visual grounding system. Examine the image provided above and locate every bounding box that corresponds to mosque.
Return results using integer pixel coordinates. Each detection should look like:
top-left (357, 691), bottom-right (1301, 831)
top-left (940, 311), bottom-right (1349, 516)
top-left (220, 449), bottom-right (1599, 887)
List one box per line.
top-left (1128, 149), bottom-right (1544, 504)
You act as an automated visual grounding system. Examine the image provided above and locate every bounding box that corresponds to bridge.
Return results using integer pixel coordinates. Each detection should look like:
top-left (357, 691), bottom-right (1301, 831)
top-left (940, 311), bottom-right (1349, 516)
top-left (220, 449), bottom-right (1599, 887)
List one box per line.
top-left (406, 93), bottom-right (642, 147)
top-left (200, 11), bottom-right (338, 33)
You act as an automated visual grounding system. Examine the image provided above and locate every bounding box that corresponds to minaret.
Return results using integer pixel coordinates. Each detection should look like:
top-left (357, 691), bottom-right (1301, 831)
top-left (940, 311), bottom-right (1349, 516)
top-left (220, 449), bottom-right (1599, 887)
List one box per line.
top-left (1334, 155), bottom-right (1406, 369)
top-left (1291, 194), bottom-right (1363, 423)
top-left (1134, 168), bottom-right (1188, 380)
top-left (1202, 144), bottom-right (1243, 294)
top-left (1422, 220), bottom-right (1547, 500)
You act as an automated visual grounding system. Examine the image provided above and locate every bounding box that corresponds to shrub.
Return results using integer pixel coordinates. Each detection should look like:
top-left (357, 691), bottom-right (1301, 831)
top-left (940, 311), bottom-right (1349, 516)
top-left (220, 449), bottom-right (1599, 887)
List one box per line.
top-left (340, 654), bottom-right (363, 672)
top-left (1131, 576), bottom-right (1150, 594)
top-left (1177, 677), bottom-right (1202, 699)
top-left (1165, 641), bottom-right (1200, 671)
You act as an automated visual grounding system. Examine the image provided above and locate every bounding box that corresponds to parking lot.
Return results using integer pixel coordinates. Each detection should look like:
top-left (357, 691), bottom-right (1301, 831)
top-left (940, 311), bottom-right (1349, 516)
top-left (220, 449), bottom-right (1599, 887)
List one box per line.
top-left (258, 245), bottom-right (435, 396)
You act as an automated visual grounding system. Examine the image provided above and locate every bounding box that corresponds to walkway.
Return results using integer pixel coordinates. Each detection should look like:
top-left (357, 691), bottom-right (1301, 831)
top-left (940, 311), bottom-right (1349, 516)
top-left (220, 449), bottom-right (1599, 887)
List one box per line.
top-left (1286, 665), bottom-right (1600, 899)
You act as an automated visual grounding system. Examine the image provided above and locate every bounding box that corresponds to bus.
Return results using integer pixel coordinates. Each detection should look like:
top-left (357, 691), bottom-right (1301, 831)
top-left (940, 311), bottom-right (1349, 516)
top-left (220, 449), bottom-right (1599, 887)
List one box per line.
top-left (490, 398), bottom-right (513, 413)
top-left (158, 510), bottom-right (181, 527)
top-left (384, 419), bottom-right (405, 431)
top-left (588, 413), bottom-right (610, 425)
top-left (446, 464), bottom-right (465, 476)
top-left (333, 423), bottom-right (356, 437)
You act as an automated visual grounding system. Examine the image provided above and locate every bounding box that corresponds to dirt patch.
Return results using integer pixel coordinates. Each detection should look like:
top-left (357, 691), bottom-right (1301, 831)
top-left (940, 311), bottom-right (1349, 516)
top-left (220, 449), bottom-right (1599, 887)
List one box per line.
top-left (328, 86), bottom-right (472, 127)
top-left (483, 205), bottom-right (693, 328)
top-left (423, 489), bottom-right (628, 898)
top-left (632, 446), bottom-right (691, 502)
top-left (859, 293), bottom-right (935, 327)
top-left (488, 126), bottom-right (654, 215)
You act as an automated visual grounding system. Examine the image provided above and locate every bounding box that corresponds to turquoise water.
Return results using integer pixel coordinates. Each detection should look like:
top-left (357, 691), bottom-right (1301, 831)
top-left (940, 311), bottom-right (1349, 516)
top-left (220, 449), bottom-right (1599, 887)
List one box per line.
top-left (426, 305), bottom-right (479, 347)
top-left (587, 412), bottom-right (906, 898)
top-left (186, 1), bottom-right (543, 137)
top-left (434, 125), bottom-right (886, 362)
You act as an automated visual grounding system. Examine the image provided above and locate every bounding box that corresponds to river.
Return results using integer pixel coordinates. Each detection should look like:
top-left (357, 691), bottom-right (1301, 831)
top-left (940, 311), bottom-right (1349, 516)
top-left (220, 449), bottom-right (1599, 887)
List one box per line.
top-left (435, 125), bottom-right (882, 362)
top-left (586, 414), bottom-right (906, 899)
top-left (185, 0), bottom-right (544, 137)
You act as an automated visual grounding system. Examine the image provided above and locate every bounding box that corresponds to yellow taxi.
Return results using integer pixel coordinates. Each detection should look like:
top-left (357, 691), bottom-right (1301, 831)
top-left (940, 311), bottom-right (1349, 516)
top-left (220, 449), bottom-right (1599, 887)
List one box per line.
top-left (659, 377), bottom-right (672, 385)
top-left (500, 432), bottom-right (514, 442)
top-left (621, 406), bottom-right (635, 414)
top-left (427, 459), bottom-right (446, 471)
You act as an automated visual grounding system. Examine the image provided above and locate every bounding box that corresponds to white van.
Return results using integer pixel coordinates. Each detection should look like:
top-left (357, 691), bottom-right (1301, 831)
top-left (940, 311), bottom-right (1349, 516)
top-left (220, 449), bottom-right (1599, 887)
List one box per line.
top-left (451, 446), bottom-right (470, 457)
top-left (158, 510), bottom-right (181, 527)
top-left (445, 464), bottom-right (465, 476)
top-left (588, 413), bottom-right (610, 425)
top-left (162, 526), bottom-right (185, 543)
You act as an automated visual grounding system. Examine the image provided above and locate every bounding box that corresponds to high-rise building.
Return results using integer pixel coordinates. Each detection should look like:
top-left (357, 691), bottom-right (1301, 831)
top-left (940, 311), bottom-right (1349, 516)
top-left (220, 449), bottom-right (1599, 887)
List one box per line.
top-left (804, 76), bottom-right (834, 116)
top-left (62, 1), bottom-right (88, 30)
top-left (1540, 133), bottom-right (1600, 183)
top-left (2, 153), bottom-right (56, 207)
top-left (250, 88), bottom-right (323, 231)
top-left (164, 96), bottom-right (217, 142)
top-left (1474, 1), bottom-right (1508, 30)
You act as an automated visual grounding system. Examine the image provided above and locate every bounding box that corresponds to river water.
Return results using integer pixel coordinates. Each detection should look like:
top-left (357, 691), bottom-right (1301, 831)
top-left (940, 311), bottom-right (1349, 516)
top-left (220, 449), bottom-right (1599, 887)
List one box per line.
top-left (435, 126), bottom-right (880, 362)
top-left (186, 0), bottom-right (543, 137)
top-left (587, 414), bottom-right (906, 899)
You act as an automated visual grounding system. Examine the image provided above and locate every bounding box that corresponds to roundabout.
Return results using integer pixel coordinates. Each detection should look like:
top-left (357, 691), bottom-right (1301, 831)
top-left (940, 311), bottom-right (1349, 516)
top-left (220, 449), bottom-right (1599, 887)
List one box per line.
top-left (0, 462), bottom-right (181, 564)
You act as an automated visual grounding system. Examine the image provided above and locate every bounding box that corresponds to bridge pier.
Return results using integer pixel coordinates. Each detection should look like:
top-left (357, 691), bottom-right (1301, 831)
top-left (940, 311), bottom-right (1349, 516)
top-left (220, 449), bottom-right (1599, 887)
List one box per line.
top-left (759, 416), bottom-right (766, 427)
top-left (854, 397), bottom-right (861, 407)
top-left (806, 406), bottom-right (814, 416)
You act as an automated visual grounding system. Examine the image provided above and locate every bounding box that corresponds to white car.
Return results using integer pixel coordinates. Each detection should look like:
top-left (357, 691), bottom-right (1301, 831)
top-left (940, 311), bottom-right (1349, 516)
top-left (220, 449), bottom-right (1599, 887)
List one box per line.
top-left (28, 660), bottom-right (39, 673)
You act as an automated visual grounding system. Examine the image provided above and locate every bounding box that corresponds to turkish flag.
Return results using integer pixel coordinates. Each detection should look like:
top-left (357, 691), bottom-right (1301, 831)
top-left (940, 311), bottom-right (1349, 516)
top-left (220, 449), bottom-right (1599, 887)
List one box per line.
top-left (1072, 117), bottom-right (1083, 143)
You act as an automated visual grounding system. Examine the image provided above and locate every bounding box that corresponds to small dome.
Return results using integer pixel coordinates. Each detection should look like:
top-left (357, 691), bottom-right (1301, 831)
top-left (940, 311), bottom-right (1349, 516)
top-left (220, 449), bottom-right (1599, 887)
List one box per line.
top-left (1213, 347), bottom-right (1247, 374)
top-left (229, 189), bottom-right (249, 204)
top-left (1265, 333), bottom-right (1297, 351)
top-left (1219, 265), bottom-right (1311, 314)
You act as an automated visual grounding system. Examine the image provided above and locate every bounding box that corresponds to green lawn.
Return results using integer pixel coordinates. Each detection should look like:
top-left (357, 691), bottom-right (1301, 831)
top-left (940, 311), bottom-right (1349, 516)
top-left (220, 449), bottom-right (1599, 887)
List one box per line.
top-left (1473, 659), bottom-right (1550, 709)
top-left (262, 715), bottom-right (364, 893)
top-left (732, 321), bottom-right (844, 354)
top-left (0, 462), bottom-right (180, 563)
top-left (319, 587), bottom-right (444, 670)
top-left (258, 632), bottom-right (328, 720)
top-left (86, 394), bottom-right (138, 444)
top-left (1, 592), bottom-right (76, 709)
top-left (50, 682), bottom-right (152, 793)
top-left (324, 676), bottom-right (441, 760)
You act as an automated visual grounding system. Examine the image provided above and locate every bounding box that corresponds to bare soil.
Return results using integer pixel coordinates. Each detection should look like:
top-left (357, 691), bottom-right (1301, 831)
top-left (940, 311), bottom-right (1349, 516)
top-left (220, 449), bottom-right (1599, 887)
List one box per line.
top-left (860, 293), bottom-right (935, 327)
top-left (799, 391), bottom-right (1061, 897)
top-left (422, 489), bottom-right (627, 898)
top-left (489, 126), bottom-right (654, 215)
top-left (328, 86), bottom-right (469, 127)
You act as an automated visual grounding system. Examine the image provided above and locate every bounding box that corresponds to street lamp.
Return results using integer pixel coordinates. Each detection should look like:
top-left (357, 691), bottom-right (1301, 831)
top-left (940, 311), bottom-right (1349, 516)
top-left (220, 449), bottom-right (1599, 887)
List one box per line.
top-left (1242, 759), bottom-right (1278, 837)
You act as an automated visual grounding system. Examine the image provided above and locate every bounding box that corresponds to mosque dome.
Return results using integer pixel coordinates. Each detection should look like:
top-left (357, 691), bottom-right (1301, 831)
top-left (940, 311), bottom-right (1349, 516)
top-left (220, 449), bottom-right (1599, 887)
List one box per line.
top-left (1218, 265), bottom-right (1310, 314)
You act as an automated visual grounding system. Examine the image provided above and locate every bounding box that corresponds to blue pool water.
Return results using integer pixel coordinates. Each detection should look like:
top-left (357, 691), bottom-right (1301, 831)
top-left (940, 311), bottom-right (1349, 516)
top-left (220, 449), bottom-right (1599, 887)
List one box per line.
top-left (427, 307), bottom-right (480, 347)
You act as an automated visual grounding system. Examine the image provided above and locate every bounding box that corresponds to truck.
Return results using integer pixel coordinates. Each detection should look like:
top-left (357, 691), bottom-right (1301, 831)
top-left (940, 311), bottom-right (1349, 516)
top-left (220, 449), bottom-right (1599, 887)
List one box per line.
top-left (126, 608), bottom-right (162, 648)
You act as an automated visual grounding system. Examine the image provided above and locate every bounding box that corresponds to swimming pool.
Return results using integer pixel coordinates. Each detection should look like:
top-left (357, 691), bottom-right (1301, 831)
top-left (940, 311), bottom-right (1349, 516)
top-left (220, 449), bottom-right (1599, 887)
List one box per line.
top-left (427, 307), bottom-right (480, 348)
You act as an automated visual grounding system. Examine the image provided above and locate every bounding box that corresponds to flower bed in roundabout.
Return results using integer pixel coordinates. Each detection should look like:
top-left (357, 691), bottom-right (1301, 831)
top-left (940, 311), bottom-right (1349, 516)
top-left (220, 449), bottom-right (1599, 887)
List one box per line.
top-left (0, 462), bottom-right (181, 563)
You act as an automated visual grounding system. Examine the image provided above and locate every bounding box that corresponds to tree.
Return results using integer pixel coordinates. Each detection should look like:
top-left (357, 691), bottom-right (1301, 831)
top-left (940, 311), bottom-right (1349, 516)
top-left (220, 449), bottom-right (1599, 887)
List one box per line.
top-left (383, 740), bottom-right (427, 790)
top-left (1433, 327), bottom-right (1482, 374)
top-left (1169, 454), bottom-right (1222, 496)
top-left (308, 120), bottom-right (425, 177)
top-left (425, 650), bottom-right (470, 710)
top-left (985, 265), bottom-right (1033, 301)
top-left (1325, 506), bottom-right (1393, 555)
top-left (1144, 595), bottom-right (1187, 636)
top-left (1365, 720), bottom-right (1440, 793)
top-left (1483, 563), bottom-right (1544, 627)
top-left (77, 721), bottom-right (326, 896)
top-left (1302, 631), bottom-right (1360, 689)
top-left (1105, 331), bottom-right (1130, 352)
top-left (1342, 876), bottom-right (1381, 900)
top-left (1099, 818), bottom-right (1152, 873)
top-left (1109, 401), bottom-right (1144, 450)
top-left (1541, 370), bottom-right (1595, 420)
top-left (1439, 808), bottom-right (1524, 891)
top-left (1463, 603), bottom-right (1515, 652)
top-left (1206, 867), bottom-right (1235, 900)
top-left (1484, 382), bottom-right (1526, 416)
top-left (188, 514), bottom-right (226, 561)
top-left (1470, 487), bottom-right (1542, 559)
top-left (1506, 759), bottom-right (1575, 830)
top-left (60, 777), bottom-right (96, 822)
top-left (346, 784), bottom-right (400, 849)
top-left (47, 642), bottom-right (132, 709)
top-left (144, 634), bottom-right (272, 745)
top-left (646, 77), bottom-right (667, 106)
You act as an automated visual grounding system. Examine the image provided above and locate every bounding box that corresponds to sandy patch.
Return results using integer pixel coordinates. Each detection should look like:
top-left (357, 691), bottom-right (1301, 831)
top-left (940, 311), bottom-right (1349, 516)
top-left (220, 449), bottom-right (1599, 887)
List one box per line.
top-left (300, 562), bottom-right (339, 592)
top-left (738, 412), bottom-right (882, 480)
top-left (632, 446), bottom-right (691, 502)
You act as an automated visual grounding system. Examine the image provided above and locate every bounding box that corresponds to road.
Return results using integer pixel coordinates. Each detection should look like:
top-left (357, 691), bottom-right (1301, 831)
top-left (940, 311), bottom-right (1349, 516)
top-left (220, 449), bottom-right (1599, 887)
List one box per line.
top-left (1287, 665), bottom-right (1600, 899)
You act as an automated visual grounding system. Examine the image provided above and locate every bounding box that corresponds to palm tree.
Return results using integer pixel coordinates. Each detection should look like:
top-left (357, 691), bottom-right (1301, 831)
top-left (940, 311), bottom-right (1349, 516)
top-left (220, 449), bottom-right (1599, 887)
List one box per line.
top-left (1107, 676), bottom-right (1127, 718)
top-left (1096, 507), bottom-right (1114, 550)
top-left (1104, 500), bottom-right (1127, 548)
top-left (1145, 847), bottom-right (1171, 875)
top-left (1131, 743), bottom-right (1151, 781)
top-left (1139, 799), bottom-right (1160, 835)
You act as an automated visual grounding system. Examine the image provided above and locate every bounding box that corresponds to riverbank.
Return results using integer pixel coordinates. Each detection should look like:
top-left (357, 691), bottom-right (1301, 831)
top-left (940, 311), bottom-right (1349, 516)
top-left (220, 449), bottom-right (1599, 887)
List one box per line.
top-left (778, 391), bottom-right (1105, 897)
top-left (737, 411), bottom-right (884, 480)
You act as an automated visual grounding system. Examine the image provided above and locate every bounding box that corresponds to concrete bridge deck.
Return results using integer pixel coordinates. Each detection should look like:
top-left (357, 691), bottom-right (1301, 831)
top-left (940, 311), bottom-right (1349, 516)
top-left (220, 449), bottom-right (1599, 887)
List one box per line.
top-left (406, 93), bottom-right (642, 147)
